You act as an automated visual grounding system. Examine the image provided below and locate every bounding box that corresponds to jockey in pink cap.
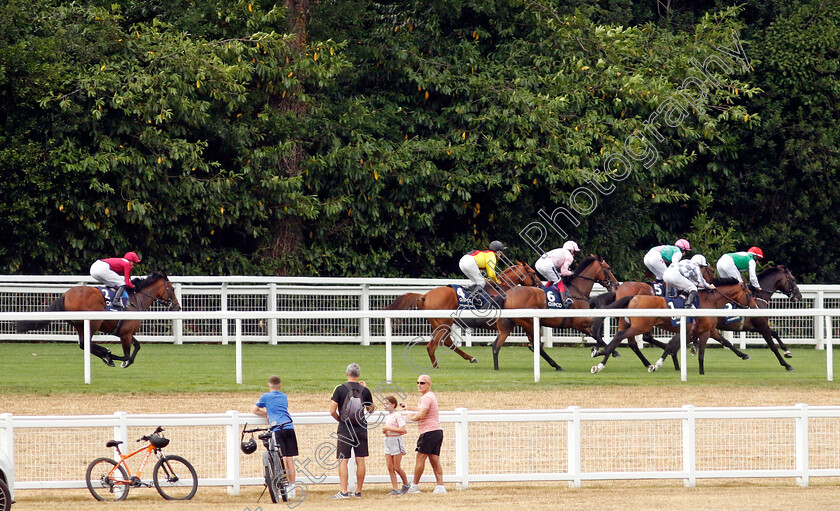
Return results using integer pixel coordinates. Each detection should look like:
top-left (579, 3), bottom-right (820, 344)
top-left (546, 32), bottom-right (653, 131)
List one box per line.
top-left (643, 238), bottom-right (691, 281)
top-left (89, 252), bottom-right (142, 308)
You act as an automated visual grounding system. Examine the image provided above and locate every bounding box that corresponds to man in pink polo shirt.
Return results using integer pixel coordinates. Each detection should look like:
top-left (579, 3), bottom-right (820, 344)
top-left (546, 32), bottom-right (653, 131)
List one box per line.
top-left (404, 374), bottom-right (445, 494)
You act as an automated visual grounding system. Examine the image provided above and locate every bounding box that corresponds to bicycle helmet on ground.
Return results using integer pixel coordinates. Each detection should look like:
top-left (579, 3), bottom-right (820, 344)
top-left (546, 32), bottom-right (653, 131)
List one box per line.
top-left (148, 434), bottom-right (170, 449)
top-left (241, 437), bottom-right (257, 455)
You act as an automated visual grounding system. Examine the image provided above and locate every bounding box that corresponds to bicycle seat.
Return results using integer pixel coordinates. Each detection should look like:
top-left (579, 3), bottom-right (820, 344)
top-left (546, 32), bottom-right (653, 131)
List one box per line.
top-left (106, 440), bottom-right (123, 448)
top-left (257, 432), bottom-right (272, 441)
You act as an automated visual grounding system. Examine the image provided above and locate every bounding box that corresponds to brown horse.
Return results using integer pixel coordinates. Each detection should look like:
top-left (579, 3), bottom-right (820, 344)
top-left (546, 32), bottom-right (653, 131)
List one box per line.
top-left (16, 272), bottom-right (181, 368)
top-left (591, 278), bottom-right (752, 375)
top-left (699, 265), bottom-right (801, 371)
top-left (491, 255), bottom-right (620, 371)
top-left (384, 261), bottom-right (541, 369)
top-left (589, 265), bottom-right (717, 355)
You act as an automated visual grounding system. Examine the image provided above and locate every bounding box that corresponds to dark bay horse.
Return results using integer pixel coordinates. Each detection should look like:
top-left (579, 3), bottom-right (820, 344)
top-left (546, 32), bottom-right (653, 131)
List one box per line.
top-left (491, 255), bottom-right (620, 371)
top-left (591, 278), bottom-right (751, 375)
top-left (700, 265), bottom-right (801, 371)
top-left (16, 272), bottom-right (181, 368)
top-left (384, 261), bottom-right (541, 368)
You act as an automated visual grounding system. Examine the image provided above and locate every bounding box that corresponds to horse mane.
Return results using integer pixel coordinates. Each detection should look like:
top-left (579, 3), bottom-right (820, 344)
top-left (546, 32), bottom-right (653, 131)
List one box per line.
top-left (757, 266), bottom-right (783, 279)
top-left (710, 277), bottom-right (740, 287)
top-left (573, 255), bottom-right (600, 275)
top-left (132, 272), bottom-right (168, 291)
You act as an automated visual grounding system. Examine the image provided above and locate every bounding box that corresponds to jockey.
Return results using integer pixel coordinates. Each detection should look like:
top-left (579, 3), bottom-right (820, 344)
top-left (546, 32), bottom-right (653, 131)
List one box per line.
top-left (663, 254), bottom-right (715, 308)
top-left (716, 247), bottom-right (763, 290)
top-left (90, 252), bottom-right (141, 308)
top-left (534, 240), bottom-right (580, 285)
top-left (459, 240), bottom-right (506, 295)
top-left (643, 238), bottom-right (691, 281)
top-left (534, 241), bottom-right (580, 308)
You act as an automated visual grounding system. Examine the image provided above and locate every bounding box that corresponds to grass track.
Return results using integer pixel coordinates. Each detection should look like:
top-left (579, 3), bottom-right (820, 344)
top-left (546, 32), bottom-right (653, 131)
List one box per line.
top-left (1, 341), bottom-right (836, 395)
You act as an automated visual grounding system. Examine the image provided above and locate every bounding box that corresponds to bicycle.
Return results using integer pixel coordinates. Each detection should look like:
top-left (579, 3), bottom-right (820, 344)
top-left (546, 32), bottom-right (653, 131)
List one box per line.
top-left (241, 423), bottom-right (292, 503)
top-left (85, 426), bottom-right (198, 501)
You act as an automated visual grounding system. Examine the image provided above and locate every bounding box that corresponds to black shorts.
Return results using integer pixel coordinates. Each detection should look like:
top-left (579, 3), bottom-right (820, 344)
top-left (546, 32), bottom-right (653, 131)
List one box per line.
top-left (336, 424), bottom-right (369, 459)
top-left (272, 428), bottom-right (299, 457)
top-left (416, 430), bottom-right (443, 456)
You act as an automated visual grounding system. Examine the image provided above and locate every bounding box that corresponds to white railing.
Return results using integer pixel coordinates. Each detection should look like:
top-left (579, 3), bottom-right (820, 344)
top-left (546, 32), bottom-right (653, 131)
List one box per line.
top-left (2, 405), bottom-right (839, 496)
top-left (0, 307), bottom-right (837, 383)
top-left (2, 275), bottom-right (836, 349)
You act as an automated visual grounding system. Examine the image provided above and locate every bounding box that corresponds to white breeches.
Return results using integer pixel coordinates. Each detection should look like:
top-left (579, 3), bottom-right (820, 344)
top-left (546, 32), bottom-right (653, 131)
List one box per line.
top-left (459, 255), bottom-right (485, 287)
top-left (534, 256), bottom-right (561, 283)
top-left (90, 260), bottom-right (124, 287)
top-left (643, 249), bottom-right (668, 280)
top-left (716, 256), bottom-right (742, 282)
top-left (663, 266), bottom-right (697, 293)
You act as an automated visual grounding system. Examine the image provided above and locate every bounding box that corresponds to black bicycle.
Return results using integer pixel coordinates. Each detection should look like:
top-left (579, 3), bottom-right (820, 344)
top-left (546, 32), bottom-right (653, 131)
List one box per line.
top-left (241, 423), bottom-right (291, 503)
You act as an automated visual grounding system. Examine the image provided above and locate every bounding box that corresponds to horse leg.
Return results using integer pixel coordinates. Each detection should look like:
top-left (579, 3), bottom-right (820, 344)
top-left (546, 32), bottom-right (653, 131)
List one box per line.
top-left (709, 329), bottom-right (750, 360)
top-left (623, 338), bottom-right (652, 370)
top-left (751, 318), bottom-right (794, 371)
top-left (772, 328), bottom-right (793, 358)
top-left (75, 324), bottom-right (115, 367)
top-left (492, 319), bottom-right (514, 371)
top-left (650, 334), bottom-right (681, 372)
top-left (697, 333), bottom-right (711, 375)
top-left (592, 326), bottom-right (641, 373)
top-left (120, 335), bottom-right (141, 369)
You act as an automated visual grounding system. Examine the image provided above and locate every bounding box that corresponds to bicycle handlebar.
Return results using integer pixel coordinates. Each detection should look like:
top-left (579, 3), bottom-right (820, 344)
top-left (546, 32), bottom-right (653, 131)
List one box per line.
top-left (136, 426), bottom-right (165, 442)
top-left (242, 421), bottom-right (292, 434)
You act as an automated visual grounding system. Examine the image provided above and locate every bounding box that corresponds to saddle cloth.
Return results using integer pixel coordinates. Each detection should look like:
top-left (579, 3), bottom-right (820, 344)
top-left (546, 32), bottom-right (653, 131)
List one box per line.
top-left (543, 287), bottom-right (567, 310)
top-left (98, 287), bottom-right (126, 311)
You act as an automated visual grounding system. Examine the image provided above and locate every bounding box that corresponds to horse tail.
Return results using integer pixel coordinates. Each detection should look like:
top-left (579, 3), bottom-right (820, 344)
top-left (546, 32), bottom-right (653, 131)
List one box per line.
top-left (383, 293), bottom-right (423, 311)
top-left (16, 295), bottom-right (66, 333)
top-left (589, 291), bottom-right (616, 309)
top-left (590, 294), bottom-right (634, 343)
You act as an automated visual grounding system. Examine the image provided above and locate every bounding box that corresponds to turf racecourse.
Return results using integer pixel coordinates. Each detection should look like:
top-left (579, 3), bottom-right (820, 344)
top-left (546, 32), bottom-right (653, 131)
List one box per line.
top-left (0, 341), bottom-right (836, 394)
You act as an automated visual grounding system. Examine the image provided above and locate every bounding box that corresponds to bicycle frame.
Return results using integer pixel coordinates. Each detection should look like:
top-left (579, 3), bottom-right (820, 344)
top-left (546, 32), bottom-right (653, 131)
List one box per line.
top-left (109, 443), bottom-right (160, 484)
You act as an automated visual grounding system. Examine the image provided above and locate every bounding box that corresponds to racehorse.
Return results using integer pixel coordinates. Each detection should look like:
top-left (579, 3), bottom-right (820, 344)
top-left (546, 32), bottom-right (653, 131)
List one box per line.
top-left (699, 265), bottom-right (801, 371)
top-left (591, 278), bottom-right (752, 375)
top-left (383, 261), bottom-right (541, 368)
top-left (16, 272), bottom-right (181, 368)
top-left (491, 255), bottom-right (620, 371)
top-left (589, 265), bottom-right (717, 355)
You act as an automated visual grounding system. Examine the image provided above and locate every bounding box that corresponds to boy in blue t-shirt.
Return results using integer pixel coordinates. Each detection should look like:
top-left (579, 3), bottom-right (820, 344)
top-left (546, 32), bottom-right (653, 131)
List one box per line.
top-left (252, 375), bottom-right (298, 494)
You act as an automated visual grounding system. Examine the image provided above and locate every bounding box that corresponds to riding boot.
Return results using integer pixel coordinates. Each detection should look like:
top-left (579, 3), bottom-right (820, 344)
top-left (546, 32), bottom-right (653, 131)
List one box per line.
top-left (113, 285), bottom-right (126, 309)
top-left (560, 291), bottom-right (574, 308)
top-left (685, 290), bottom-right (698, 309)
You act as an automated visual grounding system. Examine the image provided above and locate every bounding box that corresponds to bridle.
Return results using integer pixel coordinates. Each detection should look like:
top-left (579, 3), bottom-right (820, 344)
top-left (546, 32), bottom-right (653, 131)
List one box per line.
top-left (566, 259), bottom-right (617, 300)
top-left (753, 269), bottom-right (799, 305)
top-left (134, 278), bottom-right (178, 310)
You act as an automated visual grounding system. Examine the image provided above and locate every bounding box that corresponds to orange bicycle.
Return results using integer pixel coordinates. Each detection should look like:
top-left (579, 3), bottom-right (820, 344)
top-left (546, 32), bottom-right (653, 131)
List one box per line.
top-left (85, 426), bottom-right (198, 501)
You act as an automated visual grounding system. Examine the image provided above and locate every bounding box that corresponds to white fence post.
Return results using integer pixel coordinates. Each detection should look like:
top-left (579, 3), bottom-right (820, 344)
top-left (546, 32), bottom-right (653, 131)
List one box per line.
top-left (827, 316), bottom-right (834, 382)
top-left (235, 319), bottom-right (243, 385)
top-left (682, 405), bottom-right (696, 487)
top-left (568, 406), bottom-right (581, 488)
top-left (360, 284), bottom-right (371, 346)
top-left (268, 283), bottom-right (278, 345)
top-left (816, 290), bottom-right (825, 350)
top-left (226, 410), bottom-right (241, 495)
top-left (84, 320), bottom-right (91, 385)
top-left (114, 411), bottom-right (127, 459)
top-left (221, 283), bottom-right (229, 345)
top-left (455, 407), bottom-right (469, 490)
top-left (385, 318), bottom-right (393, 383)
top-left (533, 317), bottom-right (541, 383)
top-left (0, 413), bottom-right (14, 489)
top-left (796, 403), bottom-right (809, 487)
top-left (680, 317), bottom-right (687, 382)
top-left (173, 282), bottom-right (183, 345)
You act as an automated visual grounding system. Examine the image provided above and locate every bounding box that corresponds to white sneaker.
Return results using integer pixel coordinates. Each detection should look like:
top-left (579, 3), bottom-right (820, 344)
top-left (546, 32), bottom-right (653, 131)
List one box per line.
top-left (433, 485), bottom-right (447, 494)
top-left (287, 487), bottom-right (296, 500)
top-left (406, 484), bottom-right (420, 494)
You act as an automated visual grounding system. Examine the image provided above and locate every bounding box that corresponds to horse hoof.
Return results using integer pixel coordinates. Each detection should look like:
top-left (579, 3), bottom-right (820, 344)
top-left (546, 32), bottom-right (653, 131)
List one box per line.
top-left (590, 363), bottom-right (604, 374)
top-left (121, 361), bottom-right (130, 369)
top-left (690, 347), bottom-right (697, 356)
top-left (784, 351), bottom-right (793, 358)
top-left (611, 351), bottom-right (621, 358)
top-left (555, 366), bottom-right (564, 372)
top-left (742, 354), bottom-right (751, 360)
top-left (590, 347), bottom-right (599, 358)
top-left (786, 365), bottom-right (795, 372)
top-left (648, 365), bottom-right (655, 373)
top-left (470, 358), bottom-right (478, 364)
top-left (102, 357), bottom-right (115, 367)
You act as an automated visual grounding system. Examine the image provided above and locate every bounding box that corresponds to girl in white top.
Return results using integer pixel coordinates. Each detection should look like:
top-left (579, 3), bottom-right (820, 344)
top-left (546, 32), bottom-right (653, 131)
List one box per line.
top-left (382, 396), bottom-right (409, 495)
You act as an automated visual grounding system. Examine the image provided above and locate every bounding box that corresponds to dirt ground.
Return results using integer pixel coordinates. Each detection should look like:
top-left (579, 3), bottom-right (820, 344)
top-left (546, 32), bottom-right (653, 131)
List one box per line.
top-left (4, 386), bottom-right (840, 511)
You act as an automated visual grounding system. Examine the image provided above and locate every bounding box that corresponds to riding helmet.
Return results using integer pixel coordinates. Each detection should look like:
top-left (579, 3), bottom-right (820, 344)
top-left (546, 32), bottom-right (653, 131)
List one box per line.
top-left (124, 251), bottom-right (142, 263)
top-left (675, 239), bottom-right (691, 251)
top-left (148, 433), bottom-right (170, 449)
top-left (488, 240), bottom-right (506, 252)
top-left (241, 438), bottom-right (258, 455)
top-left (747, 247), bottom-right (764, 258)
top-left (690, 254), bottom-right (708, 267)
top-left (563, 240), bottom-right (581, 252)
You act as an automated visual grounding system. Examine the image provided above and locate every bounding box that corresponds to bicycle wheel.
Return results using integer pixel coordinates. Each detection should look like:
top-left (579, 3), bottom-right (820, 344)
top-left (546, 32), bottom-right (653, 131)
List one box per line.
top-left (153, 454), bottom-right (198, 500)
top-left (0, 478), bottom-right (11, 511)
top-left (85, 457), bottom-right (129, 501)
top-left (264, 465), bottom-right (279, 504)
top-left (268, 452), bottom-right (288, 503)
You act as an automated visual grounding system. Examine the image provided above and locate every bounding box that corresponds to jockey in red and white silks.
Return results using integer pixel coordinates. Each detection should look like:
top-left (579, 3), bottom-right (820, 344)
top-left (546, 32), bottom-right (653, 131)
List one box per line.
top-left (716, 247), bottom-right (764, 290)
